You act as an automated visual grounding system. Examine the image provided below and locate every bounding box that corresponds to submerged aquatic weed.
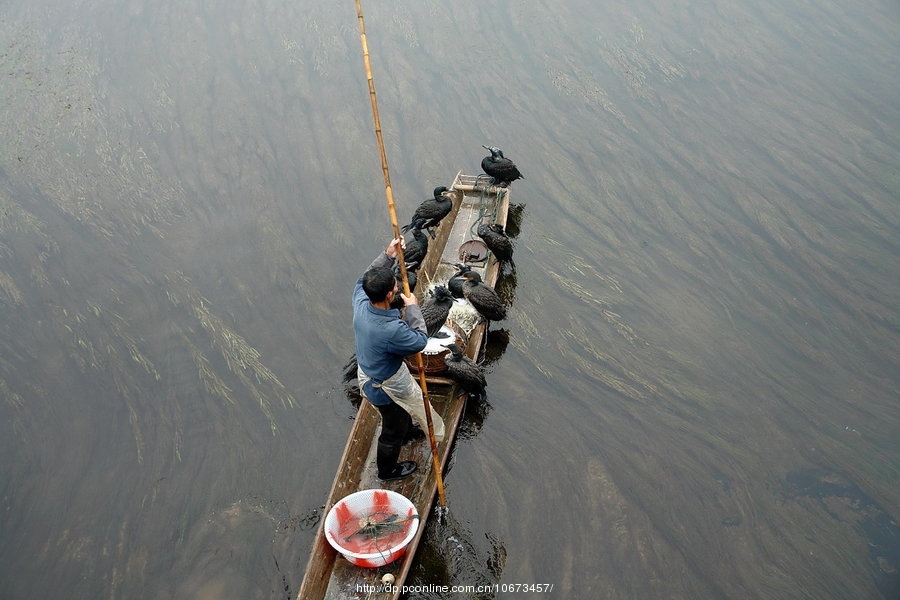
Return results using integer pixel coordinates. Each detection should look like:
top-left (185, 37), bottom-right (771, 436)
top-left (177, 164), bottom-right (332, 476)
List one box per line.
top-left (164, 272), bottom-right (296, 432)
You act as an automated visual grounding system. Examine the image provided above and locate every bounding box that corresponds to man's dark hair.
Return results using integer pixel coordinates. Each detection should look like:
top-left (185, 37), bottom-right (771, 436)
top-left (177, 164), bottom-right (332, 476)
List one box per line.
top-left (362, 266), bottom-right (396, 303)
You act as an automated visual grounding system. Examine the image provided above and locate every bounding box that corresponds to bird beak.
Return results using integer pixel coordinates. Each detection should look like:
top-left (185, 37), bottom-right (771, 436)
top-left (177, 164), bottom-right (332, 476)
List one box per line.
top-left (482, 145), bottom-right (491, 151)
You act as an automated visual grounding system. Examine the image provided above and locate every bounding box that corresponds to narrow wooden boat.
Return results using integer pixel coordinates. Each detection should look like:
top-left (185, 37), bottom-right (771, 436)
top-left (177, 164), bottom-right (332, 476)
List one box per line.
top-left (297, 171), bottom-right (511, 600)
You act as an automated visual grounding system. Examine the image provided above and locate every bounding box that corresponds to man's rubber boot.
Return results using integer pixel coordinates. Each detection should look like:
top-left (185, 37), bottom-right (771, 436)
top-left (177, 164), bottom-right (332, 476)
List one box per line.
top-left (376, 442), bottom-right (417, 481)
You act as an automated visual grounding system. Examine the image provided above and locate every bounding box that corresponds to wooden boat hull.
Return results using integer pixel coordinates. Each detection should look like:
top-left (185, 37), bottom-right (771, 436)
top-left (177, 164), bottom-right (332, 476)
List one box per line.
top-left (298, 172), bottom-right (510, 600)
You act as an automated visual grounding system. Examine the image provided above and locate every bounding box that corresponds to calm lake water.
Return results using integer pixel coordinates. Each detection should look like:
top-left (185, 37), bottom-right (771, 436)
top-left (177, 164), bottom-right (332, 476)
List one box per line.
top-left (1, 0), bottom-right (898, 598)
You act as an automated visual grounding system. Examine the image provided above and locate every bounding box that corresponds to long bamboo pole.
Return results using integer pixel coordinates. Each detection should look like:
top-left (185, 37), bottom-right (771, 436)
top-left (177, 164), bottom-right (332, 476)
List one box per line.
top-left (354, 0), bottom-right (447, 510)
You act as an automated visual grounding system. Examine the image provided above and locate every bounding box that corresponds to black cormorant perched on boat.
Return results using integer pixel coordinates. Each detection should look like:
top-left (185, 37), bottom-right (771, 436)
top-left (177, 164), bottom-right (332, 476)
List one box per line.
top-left (443, 343), bottom-right (486, 397)
top-left (461, 271), bottom-right (507, 321)
top-left (393, 261), bottom-right (418, 288)
top-left (390, 262), bottom-right (418, 310)
top-left (421, 285), bottom-right (455, 338)
top-left (400, 187), bottom-right (452, 238)
top-left (476, 223), bottom-right (514, 264)
top-left (446, 262), bottom-right (473, 299)
top-left (481, 146), bottom-right (523, 187)
top-left (402, 219), bottom-right (429, 267)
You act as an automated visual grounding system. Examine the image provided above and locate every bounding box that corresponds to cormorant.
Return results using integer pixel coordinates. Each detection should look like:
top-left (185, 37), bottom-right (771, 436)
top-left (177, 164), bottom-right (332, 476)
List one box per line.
top-left (461, 271), bottom-right (507, 321)
top-left (476, 223), bottom-right (514, 264)
top-left (402, 219), bottom-right (429, 267)
top-left (400, 186), bottom-right (453, 238)
top-left (421, 285), bottom-right (455, 338)
top-left (446, 262), bottom-right (473, 299)
top-left (481, 145), bottom-right (523, 186)
top-left (390, 262), bottom-right (417, 310)
top-left (443, 343), bottom-right (486, 397)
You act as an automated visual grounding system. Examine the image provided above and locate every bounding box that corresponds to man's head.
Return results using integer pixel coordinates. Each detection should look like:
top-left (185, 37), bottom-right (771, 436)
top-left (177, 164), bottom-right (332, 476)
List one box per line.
top-left (362, 266), bottom-right (398, 304)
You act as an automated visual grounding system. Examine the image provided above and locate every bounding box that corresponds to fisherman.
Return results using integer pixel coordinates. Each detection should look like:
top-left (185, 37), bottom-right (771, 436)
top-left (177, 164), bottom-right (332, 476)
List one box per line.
top-left (353, 238), bottom-right (446, 481)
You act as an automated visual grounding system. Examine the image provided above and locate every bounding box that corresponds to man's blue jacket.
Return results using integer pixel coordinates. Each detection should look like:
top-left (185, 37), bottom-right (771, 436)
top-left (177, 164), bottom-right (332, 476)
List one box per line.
top-left (352, 253), bottom-right (428, 394)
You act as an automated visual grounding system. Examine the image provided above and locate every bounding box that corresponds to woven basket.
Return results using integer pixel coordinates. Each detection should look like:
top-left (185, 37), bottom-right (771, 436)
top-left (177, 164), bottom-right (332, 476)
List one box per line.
top-left (405, 320), bottom-right (467, 374)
